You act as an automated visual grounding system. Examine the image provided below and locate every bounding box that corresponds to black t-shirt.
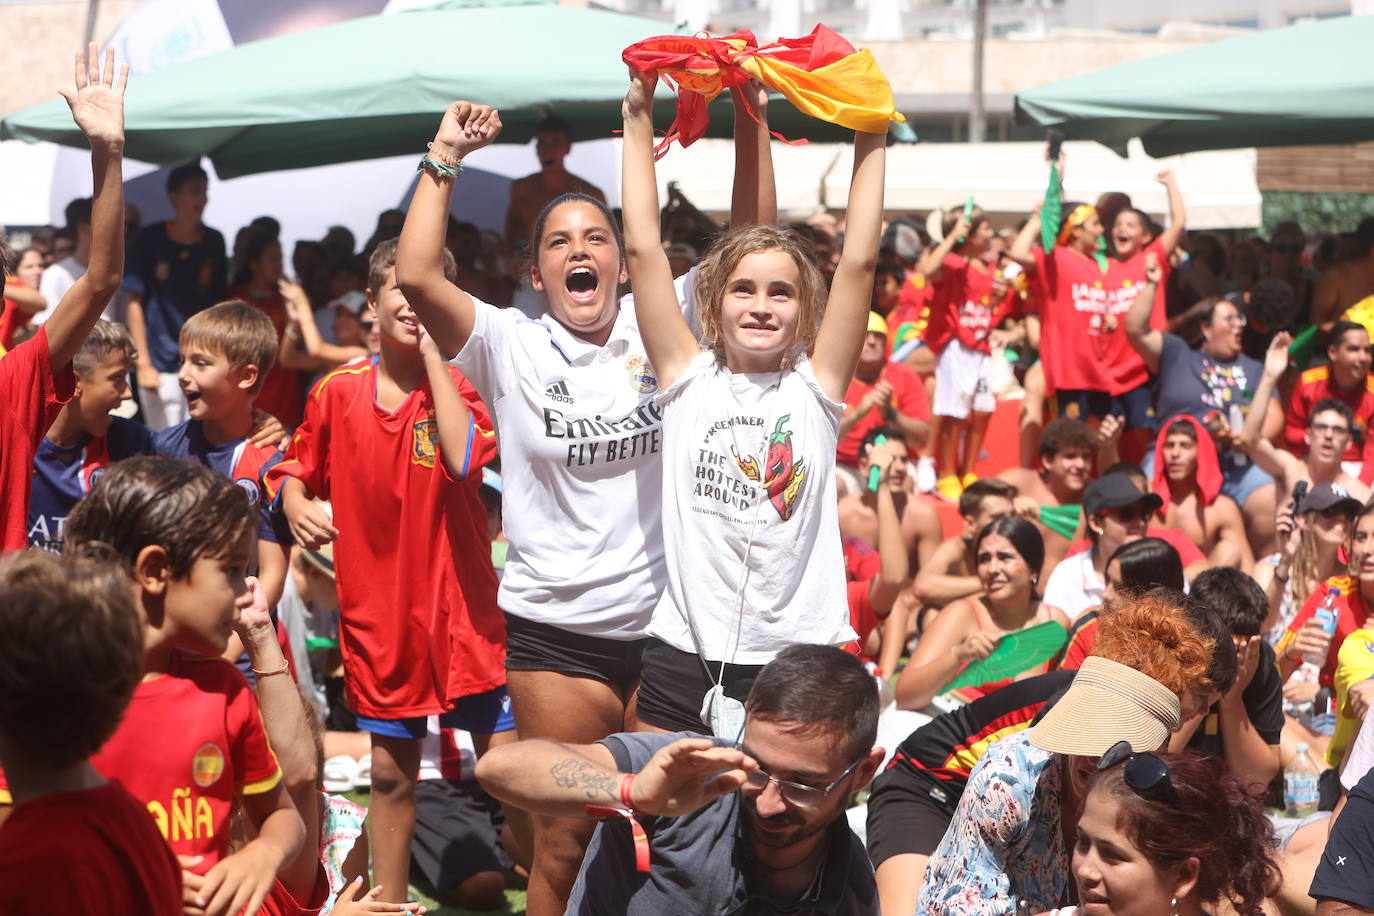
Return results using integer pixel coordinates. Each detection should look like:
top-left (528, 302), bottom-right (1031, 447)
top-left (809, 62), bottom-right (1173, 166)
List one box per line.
top-left (1311, 765), bottom-right (1374, 910)
top-left (888, 670), bottom-right (1075, 792)
top-left (1187, 640), bottom-right (1285, 756)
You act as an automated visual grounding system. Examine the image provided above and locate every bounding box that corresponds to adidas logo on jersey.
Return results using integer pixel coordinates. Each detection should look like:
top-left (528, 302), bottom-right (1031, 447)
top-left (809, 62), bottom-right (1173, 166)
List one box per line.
top-left (544, 380), bottom-right (575, 404)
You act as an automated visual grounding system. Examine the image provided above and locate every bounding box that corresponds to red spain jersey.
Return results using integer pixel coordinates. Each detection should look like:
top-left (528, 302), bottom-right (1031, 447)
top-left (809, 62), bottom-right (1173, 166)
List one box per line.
top-left (925, 253), bottom-right (1021, 355)
top-left (30, 653), bottom-right (283, 873)
top-left (1, 327), bottom-right (75, 551)
top-left (1284, 365), bottom-right (1374, 468)
top-left (1031, 246), bottom-right (1115, 394)
top-left (265, 357), bottom-right (504, 719)
top-left (837, 361), bottom-right (930, 467)
top-left (1104, 238), bottom-right (1171, 395)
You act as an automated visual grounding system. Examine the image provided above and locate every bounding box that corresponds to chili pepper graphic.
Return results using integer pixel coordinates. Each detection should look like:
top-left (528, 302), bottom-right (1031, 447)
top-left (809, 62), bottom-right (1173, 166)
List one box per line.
top-left (762, 415), bottom-right (806, 521)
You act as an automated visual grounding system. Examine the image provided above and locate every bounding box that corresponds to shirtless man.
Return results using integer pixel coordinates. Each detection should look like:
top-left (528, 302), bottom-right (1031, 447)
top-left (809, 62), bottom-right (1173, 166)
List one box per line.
top-left (997, 418), bottom-right (1097, 575)
top-left (1311, 217), bottom-right (1374, 330)
top-left (504, 114), bottom-right (606, 249)
top-left (1241, 332), bottom-right (1373, 504)
top-left (1156, 417), bottom-right (1252, 570)
top-left (912, 478), bottom-right (1017, 610)
top-left (838, 427), bottom-right (943, 572)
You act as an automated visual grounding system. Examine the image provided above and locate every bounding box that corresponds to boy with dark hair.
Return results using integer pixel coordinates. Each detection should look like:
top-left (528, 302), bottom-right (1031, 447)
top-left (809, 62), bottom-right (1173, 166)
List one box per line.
top-left (37, 197), bottom-right (108, 327)
top-left (838, 426), bottom-right (944, 582)
top-left (124, 159), bottom-right (228, 430)
top-left (0, 550), bottom-right (182, 913)
top-left (22, 457), bottom-right (308, 914)
top-left (154, 299), bottom-right (289, 610)
top-left (998, 417), bottom-right (1099, 570)
top-left (1242, 334), bottom-right (1372, 502)
top-left (267, 237), bottom-right (512, 904)
top-left (1283, 319), bottom-right (1374, 475)
top-left (1, 44), bottom-right (127, 553)
top-left (28, 320), bottom-right (152, 551)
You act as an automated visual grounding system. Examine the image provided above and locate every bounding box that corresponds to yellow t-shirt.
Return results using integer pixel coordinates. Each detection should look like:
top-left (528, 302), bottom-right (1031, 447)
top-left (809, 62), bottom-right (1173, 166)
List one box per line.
top-left (1330, 625), bottom-right (1374, 767)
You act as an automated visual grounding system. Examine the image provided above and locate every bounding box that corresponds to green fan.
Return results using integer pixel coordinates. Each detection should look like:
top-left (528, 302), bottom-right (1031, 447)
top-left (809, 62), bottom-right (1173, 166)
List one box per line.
top-left (940, 621), bottom-right (1069, 694)
top-left (1287, 324), bottom-right (1317, 369)
top-left (1039, 504), bottom-right (1082, 540)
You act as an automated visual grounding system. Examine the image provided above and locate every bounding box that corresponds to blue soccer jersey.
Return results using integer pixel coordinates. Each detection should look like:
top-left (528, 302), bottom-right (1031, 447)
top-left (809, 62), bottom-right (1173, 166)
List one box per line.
top-left (28, 416), bottom-right (155, 552)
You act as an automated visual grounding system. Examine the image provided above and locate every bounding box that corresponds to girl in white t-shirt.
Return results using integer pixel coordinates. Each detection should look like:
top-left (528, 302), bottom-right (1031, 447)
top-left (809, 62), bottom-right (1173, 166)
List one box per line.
top-left (395, 97), bottom-right (780, 913)
top-left (621, 69), bottom-right (889, 733)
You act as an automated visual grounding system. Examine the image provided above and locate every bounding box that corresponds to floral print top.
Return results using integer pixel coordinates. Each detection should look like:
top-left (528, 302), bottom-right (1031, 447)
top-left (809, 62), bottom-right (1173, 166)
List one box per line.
top-left (917, 730), bottom-right (1065, 916)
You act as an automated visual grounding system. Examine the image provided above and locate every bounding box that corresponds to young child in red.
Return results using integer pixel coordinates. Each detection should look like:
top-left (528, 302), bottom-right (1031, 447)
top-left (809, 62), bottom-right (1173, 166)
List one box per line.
top-left (1, 44), bottom-right (127, 552)
top-left (61, 456), bottom-right (309, 915)
top-left (0, 550), bottom-right (182, 916)
top-left (266, 239), bottom-right (510, 904)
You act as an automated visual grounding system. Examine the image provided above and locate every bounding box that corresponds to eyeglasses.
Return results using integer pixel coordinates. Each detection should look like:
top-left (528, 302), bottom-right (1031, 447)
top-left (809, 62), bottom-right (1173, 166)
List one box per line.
top-left (1105, 505), bottom-right (1149, 523)
top-left (1311, 422), bottom-right (1350, 437)
top-left (1097, 740), bottom-right (1178, 805)
top-left (742, 756), bottom-right (865, 809)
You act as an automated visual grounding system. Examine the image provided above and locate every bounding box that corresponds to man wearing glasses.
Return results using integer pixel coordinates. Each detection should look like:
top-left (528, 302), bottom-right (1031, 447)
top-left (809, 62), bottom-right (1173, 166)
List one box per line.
top-left (1281, 320), bottom-right (1374, 481)
top-left (474, 645), bottom-right (884, 915)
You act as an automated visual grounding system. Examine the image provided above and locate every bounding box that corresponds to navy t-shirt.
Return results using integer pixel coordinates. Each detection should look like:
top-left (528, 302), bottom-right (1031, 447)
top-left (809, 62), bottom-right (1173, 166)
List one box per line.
top-left (153, 420), bottom-right (284, 543)
top-left (28, 417), bottom-right (155, 553)
top-left (122, 222), bottom-right (227, 373)
top-left (1155, 332), bottom-right (1270, 430)
top-left (1311, 764), bottom-right (1374, 910)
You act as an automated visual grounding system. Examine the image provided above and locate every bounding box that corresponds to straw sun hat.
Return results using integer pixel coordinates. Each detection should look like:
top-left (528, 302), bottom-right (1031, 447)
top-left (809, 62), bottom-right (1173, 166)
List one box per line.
top-left (1028, 656), bottom-right (1181, 756)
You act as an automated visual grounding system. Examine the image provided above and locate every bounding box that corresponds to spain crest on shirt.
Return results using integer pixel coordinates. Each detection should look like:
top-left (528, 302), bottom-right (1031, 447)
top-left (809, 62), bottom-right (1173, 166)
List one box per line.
top-left (412, 416), bottom-right (439, 468)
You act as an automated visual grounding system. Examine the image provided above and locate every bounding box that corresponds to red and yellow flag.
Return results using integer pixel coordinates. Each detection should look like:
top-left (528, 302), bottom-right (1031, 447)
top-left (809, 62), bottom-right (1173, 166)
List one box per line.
top-left (622, 25), bottom-right (905, 157)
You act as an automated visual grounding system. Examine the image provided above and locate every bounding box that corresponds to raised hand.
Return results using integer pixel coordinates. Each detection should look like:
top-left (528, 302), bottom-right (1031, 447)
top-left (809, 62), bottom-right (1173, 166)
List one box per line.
top-left (233, 576), bottom-right (272, 635)
top-left (1157, 168), bottom-right (1176, 186)
top-left (1144, 251), bottom-right (1162, 285)
top-left (433, 101), bottom-right (502, 161)
top-left (1264, 331), bottom-right (1293, 380)
top-left (630, 737), bottom-right (757, 817)
top-left (58, 43), bottom-right (128, 150)
top-left (623, 68), bottom-right (659, 120)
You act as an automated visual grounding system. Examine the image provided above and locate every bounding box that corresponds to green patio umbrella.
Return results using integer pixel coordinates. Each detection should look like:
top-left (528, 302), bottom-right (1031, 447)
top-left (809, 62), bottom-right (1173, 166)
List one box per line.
top-left (1, 0), bottom-right (909, 178)
top-left (1014, 15), bottom-right (1374, 157)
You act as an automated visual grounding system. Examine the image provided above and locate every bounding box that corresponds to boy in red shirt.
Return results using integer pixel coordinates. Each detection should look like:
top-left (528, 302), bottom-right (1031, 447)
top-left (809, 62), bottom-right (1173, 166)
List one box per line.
top-left (267, 239), bottom-right (511, 904)
top-left (0, 550), bottom-right (182, 915)
top-left (1285, 320), bottom-right (1374, 478)
top-left (1, 45), bottom-right (127, 552)
top-left (919, 205), bottom-right (1021, 500)
top-left (51, 456), bottom-right (305, 915)
top-left (837, 311), bottom-right (930, 470)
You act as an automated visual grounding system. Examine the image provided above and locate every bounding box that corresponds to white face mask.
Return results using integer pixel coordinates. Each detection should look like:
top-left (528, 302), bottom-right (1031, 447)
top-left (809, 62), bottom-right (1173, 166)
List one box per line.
top-left (701, 684), bottom-right (746, 739)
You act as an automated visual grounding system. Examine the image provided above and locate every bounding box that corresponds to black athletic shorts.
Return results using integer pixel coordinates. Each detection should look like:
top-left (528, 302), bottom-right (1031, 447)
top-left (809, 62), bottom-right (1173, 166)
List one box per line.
top-left (866, 754), bottom-right (962, 866)
top-left (634, 638), bottom-right (764, 735)
top-left (411, 779), bottom-right (505, 893)
top-left (503, 612), bottom-right (648, 696)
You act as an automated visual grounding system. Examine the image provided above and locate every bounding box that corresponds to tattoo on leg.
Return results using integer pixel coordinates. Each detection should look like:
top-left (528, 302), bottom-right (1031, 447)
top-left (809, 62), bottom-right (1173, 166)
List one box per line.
top-left (550, 758), bottom-right (621, 803)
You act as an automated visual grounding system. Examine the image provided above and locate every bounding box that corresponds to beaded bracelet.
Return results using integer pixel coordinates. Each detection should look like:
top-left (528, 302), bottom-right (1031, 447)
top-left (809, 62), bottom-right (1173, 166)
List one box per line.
top-left (418, 154), bottom-right (463, 181)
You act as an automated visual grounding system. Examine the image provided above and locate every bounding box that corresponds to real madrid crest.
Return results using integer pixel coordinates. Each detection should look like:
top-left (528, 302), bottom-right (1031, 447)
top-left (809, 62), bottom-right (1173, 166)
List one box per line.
top-left (625, 355), bottom-right (657, 394)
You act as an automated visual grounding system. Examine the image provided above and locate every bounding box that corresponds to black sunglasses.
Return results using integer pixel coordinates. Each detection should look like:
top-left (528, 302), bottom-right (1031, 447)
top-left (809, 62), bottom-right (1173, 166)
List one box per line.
top-left (1097, 740), bottom-right (1178, 805)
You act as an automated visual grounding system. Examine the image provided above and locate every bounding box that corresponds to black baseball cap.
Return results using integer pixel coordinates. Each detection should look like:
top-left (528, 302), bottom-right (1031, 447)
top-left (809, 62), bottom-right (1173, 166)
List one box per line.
top-left (1083, 473), bottom-right (1164, 519)
top-left (1298, 482), bottom-right (1363, 517)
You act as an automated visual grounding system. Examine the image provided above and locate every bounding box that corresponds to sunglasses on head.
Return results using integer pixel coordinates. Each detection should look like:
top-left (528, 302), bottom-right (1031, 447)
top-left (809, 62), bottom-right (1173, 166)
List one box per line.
top-left (1097, 740), bottom-right (1178, 805)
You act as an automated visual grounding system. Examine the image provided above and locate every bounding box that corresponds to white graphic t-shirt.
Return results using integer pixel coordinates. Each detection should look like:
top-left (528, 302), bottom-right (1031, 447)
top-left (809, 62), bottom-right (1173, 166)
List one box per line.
top-left (649, 350), bottom-right (855, 664)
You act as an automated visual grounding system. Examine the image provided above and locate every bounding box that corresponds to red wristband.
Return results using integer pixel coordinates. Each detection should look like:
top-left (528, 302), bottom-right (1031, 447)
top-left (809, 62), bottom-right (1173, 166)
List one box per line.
top-left (585, 773), bottom-right (650, 873)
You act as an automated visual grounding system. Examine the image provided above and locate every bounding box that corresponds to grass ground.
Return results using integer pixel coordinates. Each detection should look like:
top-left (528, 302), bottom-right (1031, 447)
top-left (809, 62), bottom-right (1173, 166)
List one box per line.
top-left (341, 789), bottom-right (527, 916)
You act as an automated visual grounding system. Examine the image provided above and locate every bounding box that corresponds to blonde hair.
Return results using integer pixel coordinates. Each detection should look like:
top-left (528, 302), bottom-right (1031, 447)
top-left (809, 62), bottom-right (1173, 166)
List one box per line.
top-left (179, 299), bottom-right (278, 395)
top-left (694, 225), bottom-right (826, 364)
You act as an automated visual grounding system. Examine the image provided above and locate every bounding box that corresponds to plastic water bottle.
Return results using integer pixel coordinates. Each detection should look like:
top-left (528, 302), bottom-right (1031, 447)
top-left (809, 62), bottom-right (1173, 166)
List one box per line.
top-left (1284, 742), bottom-right (1321, 818)
top-left (1304, 588), bottom-right (1342, 667)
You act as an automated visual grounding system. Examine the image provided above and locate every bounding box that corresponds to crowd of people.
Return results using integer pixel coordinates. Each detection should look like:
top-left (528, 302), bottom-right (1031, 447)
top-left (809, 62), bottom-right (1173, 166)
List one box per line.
top-left (11, 41), bottom-right (1374, 916)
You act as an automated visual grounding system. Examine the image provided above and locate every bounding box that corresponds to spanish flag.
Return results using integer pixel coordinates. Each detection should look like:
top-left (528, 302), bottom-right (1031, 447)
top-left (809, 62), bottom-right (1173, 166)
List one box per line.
top-left (622, 25), bottom-right (906, 157)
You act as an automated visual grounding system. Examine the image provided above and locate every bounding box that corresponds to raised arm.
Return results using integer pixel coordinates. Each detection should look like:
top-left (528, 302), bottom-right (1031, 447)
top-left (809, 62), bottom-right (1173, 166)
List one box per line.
top-left (1124, 251), bottom-right (1165, 373)
top-left (916, 214), bottom-right (969, 282)
top-left (811, 129), bottom-right (888, 401)
top-left (279, 280), bottom-right (366, 371)
top-left (394, 102), bottom-right (501, 357)
top-left (1008, 209), bottom-right (1041, 271)
top-left (1237, 333), bottom-right (1298, 481)
top-left (475, 736), bottom-right (754, 819)
top-left (1155, 169), bottom-right (1187, 256)
top-left (43, 45), bottom-right (127, 372)
top-left (728, 81), bottom-right (776, 229)
top-left (869, 449), bottom-right (910, 619)
top-left (622, 69), bottom-right (700, 388)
